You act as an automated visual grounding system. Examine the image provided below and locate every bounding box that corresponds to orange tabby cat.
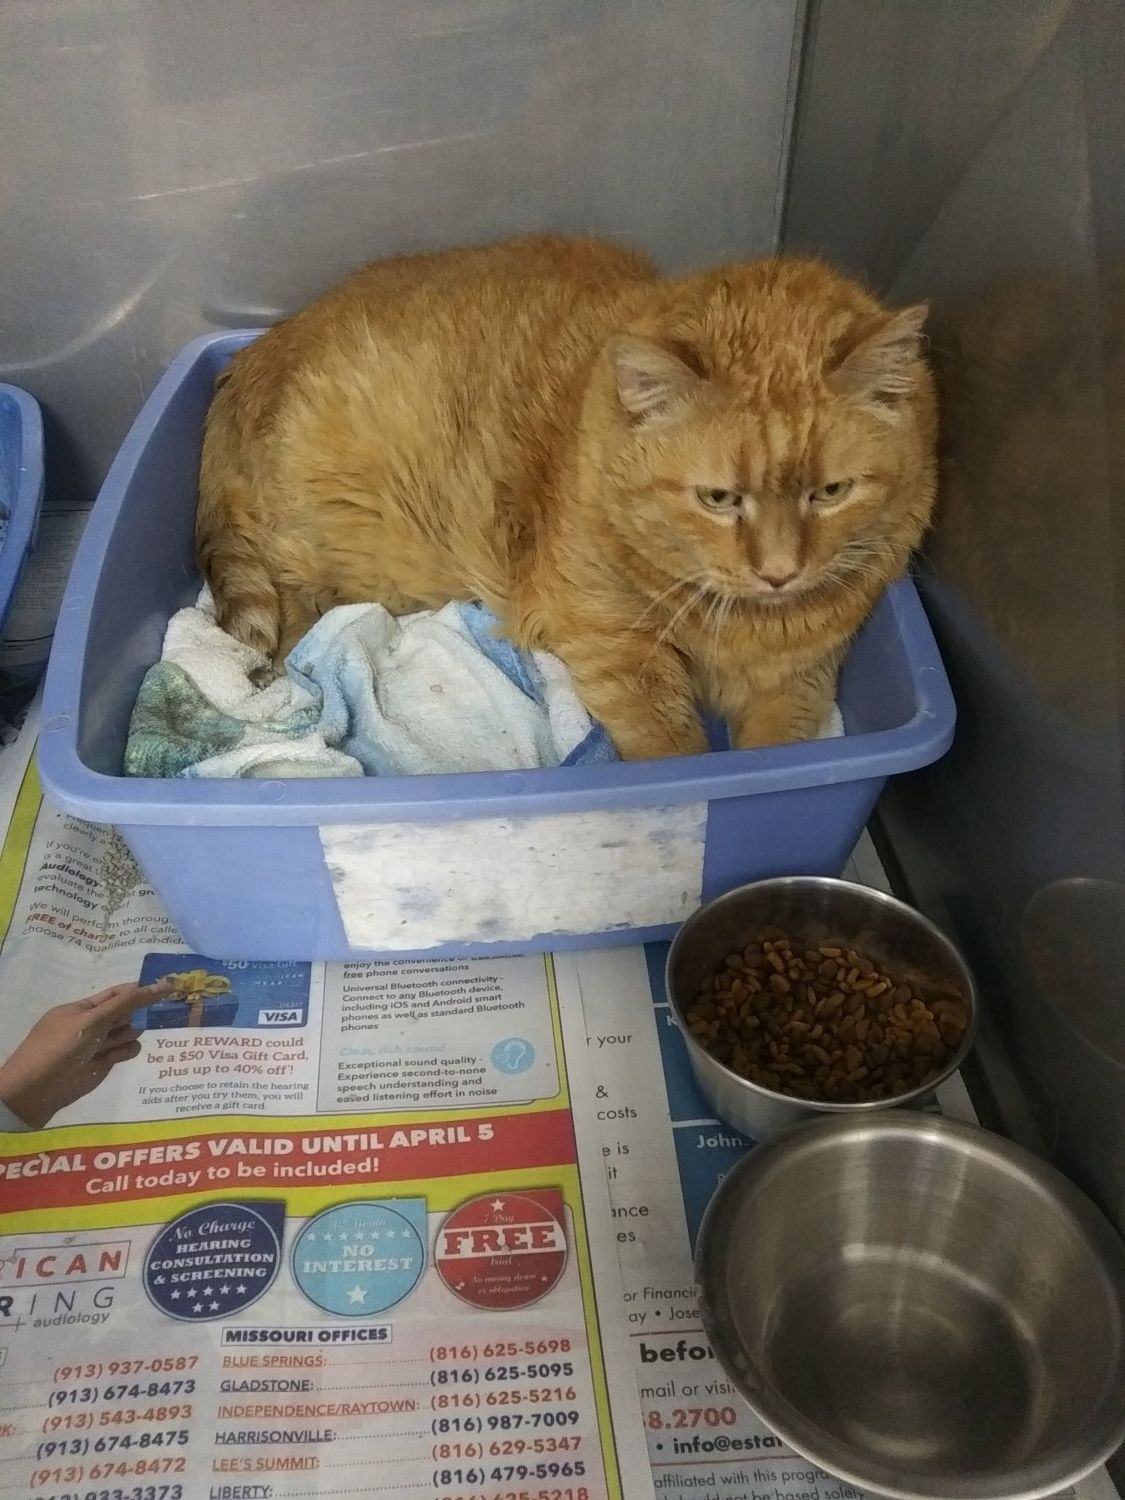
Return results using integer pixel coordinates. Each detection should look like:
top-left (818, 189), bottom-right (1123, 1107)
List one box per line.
top-left (198, 235), bottom-right (935, 760)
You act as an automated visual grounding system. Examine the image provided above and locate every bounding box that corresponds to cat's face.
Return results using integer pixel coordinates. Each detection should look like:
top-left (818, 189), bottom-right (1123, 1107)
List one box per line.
top-left (595, 286), bottom-right (935, 606)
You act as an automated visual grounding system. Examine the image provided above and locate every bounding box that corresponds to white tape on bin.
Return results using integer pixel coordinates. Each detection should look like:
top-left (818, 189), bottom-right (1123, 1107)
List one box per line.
top-left (320, 804), bottom-right (708, 950)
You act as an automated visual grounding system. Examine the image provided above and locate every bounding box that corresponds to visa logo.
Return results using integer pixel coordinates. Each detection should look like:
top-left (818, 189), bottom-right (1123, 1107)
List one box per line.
top-left (258, 1009), bottom-right (302, 1025)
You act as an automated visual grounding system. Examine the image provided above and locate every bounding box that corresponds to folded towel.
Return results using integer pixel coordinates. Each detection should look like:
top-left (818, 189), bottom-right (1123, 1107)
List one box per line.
top-left (123, 592), bottom-right (358, 779)
top-left (285, 598), bottom-right (615, 776)
top-left (125, 590), bottom-right (615, 779)
top-left (125, 589), bottom-right (845, 781)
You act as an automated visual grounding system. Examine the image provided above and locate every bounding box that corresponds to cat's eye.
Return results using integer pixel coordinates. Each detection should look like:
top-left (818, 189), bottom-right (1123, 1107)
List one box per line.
top-left (809, 479), bottom-right (855, 506)
top-left (696, 486), bottom-right (741, 510)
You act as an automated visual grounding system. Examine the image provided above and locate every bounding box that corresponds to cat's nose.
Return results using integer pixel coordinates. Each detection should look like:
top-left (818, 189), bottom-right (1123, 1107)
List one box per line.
top-left (755, 567), bottom-right (798, 590)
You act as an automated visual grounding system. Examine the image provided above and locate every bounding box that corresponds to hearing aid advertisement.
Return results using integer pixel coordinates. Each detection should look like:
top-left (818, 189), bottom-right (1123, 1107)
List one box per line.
top-left (0, 1066), bottom-right (652, 1500)
top-left (0, 728), bottom-right (563, 1129)
top-left (0, 712), bottom-right (652, 1497)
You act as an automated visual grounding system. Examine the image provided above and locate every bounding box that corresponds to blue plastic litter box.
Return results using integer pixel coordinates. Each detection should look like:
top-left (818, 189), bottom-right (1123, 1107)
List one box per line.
top-left (0, 383), bottom-right (44, 632)
top-left (39, 332), bottom-right (956, 962)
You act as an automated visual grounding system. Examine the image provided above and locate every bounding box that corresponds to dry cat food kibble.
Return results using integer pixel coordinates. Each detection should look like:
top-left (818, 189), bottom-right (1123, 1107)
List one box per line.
top-left (687, 935), bottom-right (969, 1103)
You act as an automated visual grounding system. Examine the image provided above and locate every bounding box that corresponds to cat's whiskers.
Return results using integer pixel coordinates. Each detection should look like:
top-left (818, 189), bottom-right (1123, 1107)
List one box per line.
top-left (698, 592), bottom-right (721, 664)
top-left (704, 591), bottom-right (737, 665)
top-left (627, 573), bottom-right (705, 632)
top-left (820, 566), bottom-right (885, 610)
top-left (821, 539), bottom-right (897, 593)
top-left (838, 561), bottom-right (884, 586)
top-left (648, 582), bottom-right (711, 659)
top-left (841, 537), bottom-right (896, 565)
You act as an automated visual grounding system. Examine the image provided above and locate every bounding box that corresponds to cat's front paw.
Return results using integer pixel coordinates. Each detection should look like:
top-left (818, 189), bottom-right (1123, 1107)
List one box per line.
top-left (608, 719), bottom-right (709, 761)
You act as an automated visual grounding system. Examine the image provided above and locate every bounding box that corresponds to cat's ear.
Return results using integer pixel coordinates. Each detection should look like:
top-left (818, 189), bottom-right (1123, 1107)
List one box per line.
top-left (830, 303), bottom-right (929, 412)
top-left (608, 335), bottom-right (704, 424)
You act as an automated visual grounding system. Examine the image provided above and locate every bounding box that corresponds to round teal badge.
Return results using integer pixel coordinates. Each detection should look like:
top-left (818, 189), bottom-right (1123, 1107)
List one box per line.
top-left (292, 1201), bottom-right (425, 1316)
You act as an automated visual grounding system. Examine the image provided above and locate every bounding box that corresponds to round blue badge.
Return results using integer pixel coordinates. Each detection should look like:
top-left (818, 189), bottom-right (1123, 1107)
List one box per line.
top-left (292, 1201), bottom-right (425, 1316)
top-left (144, 1201), bottom-right (282, 1321)
top-left (490, 1037), bottom-right (535, 1074)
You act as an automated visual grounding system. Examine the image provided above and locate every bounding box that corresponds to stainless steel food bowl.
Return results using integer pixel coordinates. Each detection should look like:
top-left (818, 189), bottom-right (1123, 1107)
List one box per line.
top-left (697, 1112), bottom-right (1125, 1500)
top-left (666, 877), bottom-right (978, 1141)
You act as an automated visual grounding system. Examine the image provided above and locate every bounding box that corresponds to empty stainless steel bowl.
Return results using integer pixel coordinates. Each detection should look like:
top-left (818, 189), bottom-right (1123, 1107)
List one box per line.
top-left (697, 1112), bottom-right (1125, 1500)
top-left (666, 877), bottom-right (978, 1141)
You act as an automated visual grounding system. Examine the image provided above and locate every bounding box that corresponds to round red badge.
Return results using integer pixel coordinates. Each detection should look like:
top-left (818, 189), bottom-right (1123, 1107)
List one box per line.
top-left (436, 1189), bottom-right (568, 1310)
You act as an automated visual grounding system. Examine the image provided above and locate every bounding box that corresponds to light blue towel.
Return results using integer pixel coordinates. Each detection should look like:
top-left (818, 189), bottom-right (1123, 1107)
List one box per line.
top-left (284, 599), bottom-right (617, 776)
top-left (126, 592), bottom-right (617, 780)
top-left (443, 603), bottom-right (617, 769)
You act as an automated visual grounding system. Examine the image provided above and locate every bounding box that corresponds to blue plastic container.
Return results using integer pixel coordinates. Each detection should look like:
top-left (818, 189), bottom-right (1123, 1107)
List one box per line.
top-left (0, 383), bottom-right (44, 632)
top-left (39, 332), bottom-right (955, 962)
